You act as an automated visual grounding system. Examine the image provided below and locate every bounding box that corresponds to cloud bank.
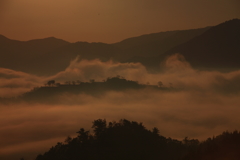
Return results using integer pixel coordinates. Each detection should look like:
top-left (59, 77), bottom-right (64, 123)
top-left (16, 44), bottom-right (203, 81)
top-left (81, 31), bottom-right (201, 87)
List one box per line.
top-left (1, 54), bottom-right (240, 160)
top-left (0, 68), bottom-right (43, 98)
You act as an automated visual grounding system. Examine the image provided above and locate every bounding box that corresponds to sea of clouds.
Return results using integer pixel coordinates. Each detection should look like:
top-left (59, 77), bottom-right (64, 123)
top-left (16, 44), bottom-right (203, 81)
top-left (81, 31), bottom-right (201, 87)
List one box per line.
top-left (1, 54), bottom-right (240, 160)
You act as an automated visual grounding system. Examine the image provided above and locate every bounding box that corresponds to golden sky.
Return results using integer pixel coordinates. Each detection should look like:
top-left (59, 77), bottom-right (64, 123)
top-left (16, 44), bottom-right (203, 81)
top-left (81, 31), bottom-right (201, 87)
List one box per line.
top-left (0, 0), bottom-right (240, 43)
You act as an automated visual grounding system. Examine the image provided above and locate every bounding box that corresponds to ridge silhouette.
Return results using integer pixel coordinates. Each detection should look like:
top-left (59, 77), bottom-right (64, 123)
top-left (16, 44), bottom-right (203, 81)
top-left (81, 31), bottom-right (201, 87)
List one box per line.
top-left (19, 76), bottom-right (172, 103)
top-left (0, 19), bottom-right (239, 75)
top-left (161, 19), bottom-right (240, 71)
top-left (34, 119), bottom-right (240, 160)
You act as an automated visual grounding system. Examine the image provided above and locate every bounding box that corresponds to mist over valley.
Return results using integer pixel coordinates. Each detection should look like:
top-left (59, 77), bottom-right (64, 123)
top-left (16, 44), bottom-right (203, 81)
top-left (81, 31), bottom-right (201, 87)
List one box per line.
top-left (1, 19), bottom-right (240, 160)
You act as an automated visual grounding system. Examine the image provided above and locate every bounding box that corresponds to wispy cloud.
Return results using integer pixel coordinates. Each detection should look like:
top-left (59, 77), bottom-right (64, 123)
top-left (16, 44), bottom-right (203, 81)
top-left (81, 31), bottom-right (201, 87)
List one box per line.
top-left (50, 57), bottom-right (147, 83)
top-left (0, 68), bottom-right (43, 97)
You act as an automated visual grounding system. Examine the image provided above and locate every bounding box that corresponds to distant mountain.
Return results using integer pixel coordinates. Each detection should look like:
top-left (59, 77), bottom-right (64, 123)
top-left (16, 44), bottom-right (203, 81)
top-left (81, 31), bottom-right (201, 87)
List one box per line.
top-left (0, 19), bottom-right (239, 76)
top-left (0, 35), bottom-right (124, 75)
top-left (42, 27), bottom-right (211, 74)
top-left (41, 42), bottom-right (122, 73)
top-left (0, 36), bottom-right (70, 75)
top-left (161, 19), bottom-right (240, 71)
top-left (0, 36), bottom-right (70, 56)
top-left (113, 27), bottom-right (210, 60)
top-left (127, 19), bottom-right (240, 72)
top-left (0, 27), bottom-right (210, 75)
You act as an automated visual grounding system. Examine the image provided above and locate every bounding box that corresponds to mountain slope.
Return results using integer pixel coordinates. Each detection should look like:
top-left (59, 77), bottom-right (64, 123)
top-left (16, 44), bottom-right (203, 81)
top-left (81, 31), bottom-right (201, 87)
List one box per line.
top-left (130, 19), bottom-right (240, 72)
top-left (162, 19), bottom-right (240, 71)
top-left (29, 42), bottom-right (122, 75)
top-left (113, 27), bottom-right (211, 60)
top-left (0, 19), bottom-right (238, 76)
top-left (0, 26), bottom-right (210, 76)
top-left (0, 36), bottom-right (70, 75)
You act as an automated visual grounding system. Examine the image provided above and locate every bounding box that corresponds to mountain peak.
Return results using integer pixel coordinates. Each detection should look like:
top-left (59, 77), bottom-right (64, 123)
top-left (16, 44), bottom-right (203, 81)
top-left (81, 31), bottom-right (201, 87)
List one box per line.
top-left (208, 18), bottom-right (240, 34)
top-left (0, 34), bottom-right (10, 41)
top-left (162, 18), bottom-right (240, 71)
top-left (223, 18), bottom-right (240, 24)
top-left (44, 36), bottom-right (61, 40)
top-left (25, 37), bottom-right (70, 47)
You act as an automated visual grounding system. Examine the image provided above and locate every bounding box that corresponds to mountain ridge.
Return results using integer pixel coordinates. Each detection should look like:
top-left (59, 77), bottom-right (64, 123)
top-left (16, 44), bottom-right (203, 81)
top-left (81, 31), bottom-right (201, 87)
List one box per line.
top-left (161, 19), bottom-right (240, 71)
top-left (0, 19), bottom-right (239, 75)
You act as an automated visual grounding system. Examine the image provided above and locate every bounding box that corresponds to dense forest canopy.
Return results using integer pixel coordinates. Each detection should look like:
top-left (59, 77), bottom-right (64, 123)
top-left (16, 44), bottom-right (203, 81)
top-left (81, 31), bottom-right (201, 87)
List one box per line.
top-left (33, 119), bottom-right (240, 160)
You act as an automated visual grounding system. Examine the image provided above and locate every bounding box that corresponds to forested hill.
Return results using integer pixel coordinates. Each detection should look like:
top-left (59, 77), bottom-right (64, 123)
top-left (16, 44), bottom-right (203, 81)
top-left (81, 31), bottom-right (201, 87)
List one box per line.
top-left (20, 77), bottom-right (170, 102)
top-left (34, 118), bottom-right (240, 160)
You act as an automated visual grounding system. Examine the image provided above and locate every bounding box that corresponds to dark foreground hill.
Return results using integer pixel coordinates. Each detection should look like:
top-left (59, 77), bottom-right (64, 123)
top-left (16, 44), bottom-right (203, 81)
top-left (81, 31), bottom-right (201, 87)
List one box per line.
top-left (34, 119), bottom-right (189, 160)
top-left (33, 118), bottom-right (240, 160)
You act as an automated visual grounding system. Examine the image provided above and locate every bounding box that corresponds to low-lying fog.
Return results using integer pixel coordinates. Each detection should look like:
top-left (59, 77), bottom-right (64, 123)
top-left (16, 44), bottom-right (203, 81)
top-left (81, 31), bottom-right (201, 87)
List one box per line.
top-left (1, 54), bottom-right (240, 160)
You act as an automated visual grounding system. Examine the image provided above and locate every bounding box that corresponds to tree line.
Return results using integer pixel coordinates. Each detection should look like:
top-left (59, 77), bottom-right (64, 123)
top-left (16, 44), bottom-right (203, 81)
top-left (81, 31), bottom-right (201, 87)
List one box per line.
top-left (30, 119), bottom-right (240, 160)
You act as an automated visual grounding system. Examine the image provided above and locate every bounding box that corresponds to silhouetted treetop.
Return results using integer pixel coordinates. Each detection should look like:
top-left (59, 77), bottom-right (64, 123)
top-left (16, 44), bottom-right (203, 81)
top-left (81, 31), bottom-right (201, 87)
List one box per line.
top-left (34, 119), bottom-right (240, 160)
top-left (20, 76), bottom-right (175, 103)
top-left (35, 119), bottom-right (186, 160)
top-left (181, 130), bottom-right (240, 160)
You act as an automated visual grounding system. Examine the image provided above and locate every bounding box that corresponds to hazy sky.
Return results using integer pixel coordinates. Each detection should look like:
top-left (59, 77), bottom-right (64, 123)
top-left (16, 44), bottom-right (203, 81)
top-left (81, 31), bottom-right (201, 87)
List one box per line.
top-left (0, 0), bottom-right (240, 43)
